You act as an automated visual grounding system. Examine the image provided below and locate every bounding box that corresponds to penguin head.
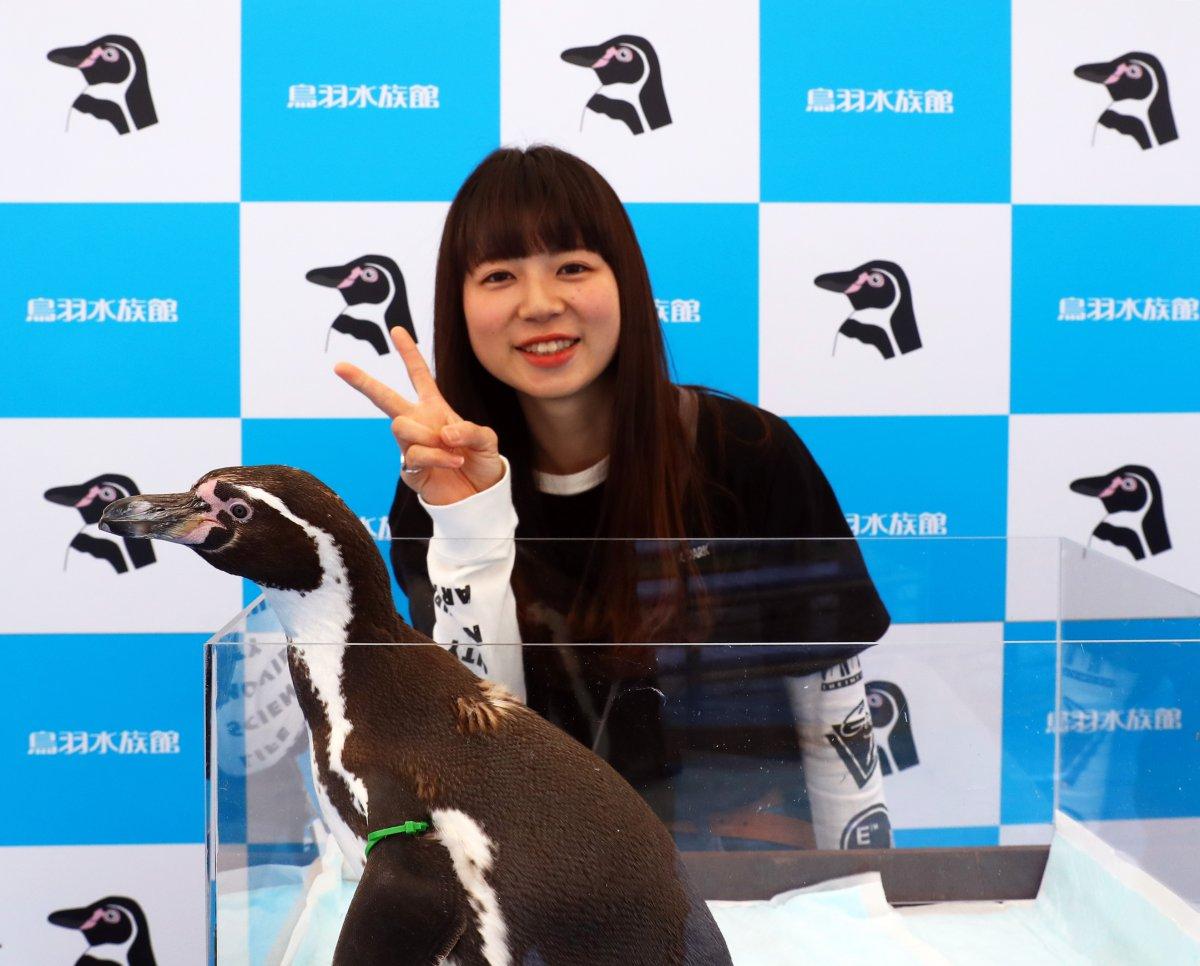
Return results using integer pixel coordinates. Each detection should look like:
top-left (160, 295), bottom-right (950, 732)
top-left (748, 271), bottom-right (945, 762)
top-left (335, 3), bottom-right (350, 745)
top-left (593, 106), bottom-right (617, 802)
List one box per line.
top-left (306, 255), bottom-right (399, 308)
top-left (48, 35), bottom-right (141, 86)
top-left (44, 474), bottom-right (139, 526)
top-left (48, 896), bottom-right (143, 946)
top-left (814, 261), bottom-right (904, 312)
top-left (562, 35), bottom-right (653, 87)
top-left (99, 465), bottom-right (383, 595)
top-left (1070, 464), bottom-right (1156, 514)
top-left (1074, 53), bottom-right (1158, 103)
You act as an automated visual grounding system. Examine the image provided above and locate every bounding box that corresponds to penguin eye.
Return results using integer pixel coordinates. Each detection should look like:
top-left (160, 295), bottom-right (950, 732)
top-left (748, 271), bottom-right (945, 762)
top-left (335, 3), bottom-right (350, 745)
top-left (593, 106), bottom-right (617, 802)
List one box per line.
top-left (361, 267), bottom-right (379, 283)
top-left (1126, 63), bottom-right (1143, 79)
top-left (101, 47), bottom-right (120, 63)
top-left (616, 47), bottom-right (633, 63)
top-left (103, 909), bottom-right (120, 923)
top-left (867, 692), bottom-right (883, 708)
top-left (867, 273), bottom-right (885, 288)
top-left (1120, 477), bottom-right (1137, 491)
top-left (98, 486), bottom-right (118, 502)
top-left (228, 501), bottom-right (252, 521)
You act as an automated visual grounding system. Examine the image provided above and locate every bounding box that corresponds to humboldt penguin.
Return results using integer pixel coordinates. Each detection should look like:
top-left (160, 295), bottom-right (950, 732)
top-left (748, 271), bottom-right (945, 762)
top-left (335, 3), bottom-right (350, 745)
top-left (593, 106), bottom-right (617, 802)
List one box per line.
top-left (100, 465), bottom-right (731, 966)
top-left (1070, 463), bottom-right (1171, 560)
top-left (1074, 52), bottom-right (1178, 150)
top-left (47, 35), bottom-right (157, 135)
top-left (305, 255), bottom-right (416, 355)
top-left (561, 35), bottom-right (672, 135)
top-left (814, 260), bottom-right (922, 359)
top-left (48, 895), bottom-right (156, 965)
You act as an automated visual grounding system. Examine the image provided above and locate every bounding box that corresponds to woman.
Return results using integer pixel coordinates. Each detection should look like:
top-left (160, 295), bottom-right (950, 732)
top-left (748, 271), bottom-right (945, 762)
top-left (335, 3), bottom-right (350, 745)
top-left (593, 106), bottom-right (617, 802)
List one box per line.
top-left (337, 145), bottom-right (891, 851)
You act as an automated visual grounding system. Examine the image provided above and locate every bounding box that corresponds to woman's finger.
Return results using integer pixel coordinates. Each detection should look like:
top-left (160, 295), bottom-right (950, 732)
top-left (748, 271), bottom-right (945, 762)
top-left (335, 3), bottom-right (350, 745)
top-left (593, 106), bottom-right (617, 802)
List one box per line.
top-left (334, 361), bottom-right (412, 419)
top-left (391, 415), bottom-right (443, 449)
top-left (401, 443), bottom-right (464, 473)
top-left (390, 328), bottom-right (442, 404)
top-left (441, 420), bottom-right (499, 456)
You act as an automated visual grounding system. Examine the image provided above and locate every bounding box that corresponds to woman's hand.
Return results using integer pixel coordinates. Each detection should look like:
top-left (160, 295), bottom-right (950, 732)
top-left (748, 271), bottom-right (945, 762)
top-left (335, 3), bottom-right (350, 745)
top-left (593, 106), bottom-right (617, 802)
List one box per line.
top-left (334, 327), bottom-right (505, 506)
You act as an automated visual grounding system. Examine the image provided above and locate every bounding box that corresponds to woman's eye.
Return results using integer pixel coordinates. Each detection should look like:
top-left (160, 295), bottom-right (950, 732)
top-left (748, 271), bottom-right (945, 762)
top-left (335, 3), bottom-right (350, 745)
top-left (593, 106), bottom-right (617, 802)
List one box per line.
top-left (559, 263), bottom-right (588, 276)
top-left (483, 270), bottom-right (512, 283)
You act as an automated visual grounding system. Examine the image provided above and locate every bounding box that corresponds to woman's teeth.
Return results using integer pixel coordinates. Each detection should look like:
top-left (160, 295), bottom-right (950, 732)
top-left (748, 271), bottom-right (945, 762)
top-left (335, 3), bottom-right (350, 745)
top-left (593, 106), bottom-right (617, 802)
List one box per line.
top-left (520, 338), bottom-right (579, 355)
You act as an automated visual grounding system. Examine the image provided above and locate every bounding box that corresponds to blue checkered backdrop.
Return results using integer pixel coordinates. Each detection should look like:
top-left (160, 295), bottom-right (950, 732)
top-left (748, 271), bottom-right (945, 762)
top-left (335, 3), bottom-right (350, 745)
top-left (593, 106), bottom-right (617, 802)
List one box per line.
top-left (3, 1), bottom-right (1200, 958)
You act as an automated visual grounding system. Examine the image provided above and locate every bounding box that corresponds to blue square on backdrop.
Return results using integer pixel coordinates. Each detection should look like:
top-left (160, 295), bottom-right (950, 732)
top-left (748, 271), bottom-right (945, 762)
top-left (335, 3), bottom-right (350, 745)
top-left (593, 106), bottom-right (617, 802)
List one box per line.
top-left (788, 416), bottom-right (1008, 623)
top-left (1012, 206), bottom-right (1200, 413)
top-left (761, 0), bottom-right (1011, 202)
top-left (628, 204), bottom-right (759, 404)
top-left (0, 204), bottom-right (239, 417)
top-left (242, 1), bottom-right (499, 200)
top-left (241, 419), bottom-right (408, 615)
top-left (0, 634), bottom-right (205, 845)
top-left (1000, 633), bottom-right (1056, 825)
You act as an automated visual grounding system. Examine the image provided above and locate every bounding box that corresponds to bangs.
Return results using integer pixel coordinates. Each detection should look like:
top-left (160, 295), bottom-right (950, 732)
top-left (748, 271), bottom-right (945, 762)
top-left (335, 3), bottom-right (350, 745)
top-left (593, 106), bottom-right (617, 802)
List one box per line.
top-left (454, 149), bottom-right (618, 270)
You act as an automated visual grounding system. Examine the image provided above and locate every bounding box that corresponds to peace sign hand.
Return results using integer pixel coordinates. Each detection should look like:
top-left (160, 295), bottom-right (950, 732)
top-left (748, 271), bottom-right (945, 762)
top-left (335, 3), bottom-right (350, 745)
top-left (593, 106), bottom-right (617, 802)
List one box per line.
top-left (334, 327), bottom-right (505, 506)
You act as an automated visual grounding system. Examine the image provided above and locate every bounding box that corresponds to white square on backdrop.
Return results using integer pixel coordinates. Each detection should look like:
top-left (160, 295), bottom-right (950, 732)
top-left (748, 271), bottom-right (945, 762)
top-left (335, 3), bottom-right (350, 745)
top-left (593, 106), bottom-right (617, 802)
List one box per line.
top-left (759, 203), bottom-right (1011, 417)
top-left (0, 4), bottom-right (240, 202)
top-left (241, 202), bottom-right (448, 419)
top-left (1013, 0), bottom-right (1200, 204)
top-left (500, 0), bottom-right (759, 202)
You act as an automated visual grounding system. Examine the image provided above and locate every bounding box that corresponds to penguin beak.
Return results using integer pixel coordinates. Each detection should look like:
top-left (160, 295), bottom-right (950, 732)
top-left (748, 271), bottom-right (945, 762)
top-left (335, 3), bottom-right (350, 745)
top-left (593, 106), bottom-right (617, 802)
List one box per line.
top-left (1069, 474), bottom-right (1112, 498)
top-left (100, 492), bottom-right (213, 543)
top-left (814, 269), bottom-right (858, 294)
top-left (1074, 61), bottom-right (1117, 84)
top-left (305, 263), bottom-right (354, 288)
top-left (43, 483), bottom-right (89, 507)
top-left (561, 44), bottom-right (609, 69)
top-left (47, 905), bottom-right (91, 930)
top-left (47, 44), bottom-right (93, 69)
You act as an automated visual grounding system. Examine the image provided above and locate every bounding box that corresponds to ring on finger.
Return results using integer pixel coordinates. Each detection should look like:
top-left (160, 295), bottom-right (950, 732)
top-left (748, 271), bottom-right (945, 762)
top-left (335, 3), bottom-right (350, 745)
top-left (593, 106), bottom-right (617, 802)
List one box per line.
top-left (401, 464), bottom-right (423, 476)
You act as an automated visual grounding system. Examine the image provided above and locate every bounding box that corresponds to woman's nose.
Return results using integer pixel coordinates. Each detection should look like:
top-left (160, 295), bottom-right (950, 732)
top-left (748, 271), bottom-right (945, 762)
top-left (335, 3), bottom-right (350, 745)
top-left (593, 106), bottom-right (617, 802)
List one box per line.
top-left (517, 276), bottom-right (566, 322)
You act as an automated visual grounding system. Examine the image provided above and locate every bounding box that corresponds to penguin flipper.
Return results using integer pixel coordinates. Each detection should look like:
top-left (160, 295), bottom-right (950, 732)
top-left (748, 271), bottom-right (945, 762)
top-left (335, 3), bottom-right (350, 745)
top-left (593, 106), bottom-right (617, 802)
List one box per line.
top-left (333, 839), bottom-right (466, 966)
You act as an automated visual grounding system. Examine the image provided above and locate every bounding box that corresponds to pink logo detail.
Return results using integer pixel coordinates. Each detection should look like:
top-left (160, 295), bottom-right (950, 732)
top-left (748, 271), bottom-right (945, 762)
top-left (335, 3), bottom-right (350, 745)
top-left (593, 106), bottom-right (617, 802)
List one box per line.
top-left (337, 267), bottom-right (363, 289)
top-left (78, 46), bottom-right (104, 69)
top-left (844, 272), bottom-right (871, 295)
top-left (1104, 64), bottom-right (1129, 85)
top-left (592, 46), bottom-right (619, 69)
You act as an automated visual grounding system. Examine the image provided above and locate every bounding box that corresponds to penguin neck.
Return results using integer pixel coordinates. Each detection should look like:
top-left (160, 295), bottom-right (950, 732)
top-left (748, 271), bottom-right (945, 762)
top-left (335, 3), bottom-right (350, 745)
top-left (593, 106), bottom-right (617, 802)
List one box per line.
top-left (340, 275), bottom-right (394, 328)
top-left (81, 75), bottom-right (135, 130)
top-left (845, 304), bottom-right (898, 349)
top-left (1104, 75), bottom-right (1157, 143)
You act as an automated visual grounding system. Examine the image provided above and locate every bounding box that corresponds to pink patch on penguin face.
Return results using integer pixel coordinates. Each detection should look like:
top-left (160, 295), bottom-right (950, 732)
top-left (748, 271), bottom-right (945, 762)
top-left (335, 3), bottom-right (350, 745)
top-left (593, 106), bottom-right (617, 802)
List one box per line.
top-left (1098, 475), bottom-right (1136, 498)
top-left (1104, 64), bottom-right (1130, 85)
top-left (183, 479), bottom-right (254, 545)
top-left (75, 484), bottom-right (119, 508)
top-left (78, 46), bottom-right (104, 69)
top-left (80, 907), bottom-right (109, 930)
top-left (337, 266), bottom-right (363, 289)
top-left (592, 46), bottom-right (620, 69)
top-left (844, 272), bottom-right (872, 295)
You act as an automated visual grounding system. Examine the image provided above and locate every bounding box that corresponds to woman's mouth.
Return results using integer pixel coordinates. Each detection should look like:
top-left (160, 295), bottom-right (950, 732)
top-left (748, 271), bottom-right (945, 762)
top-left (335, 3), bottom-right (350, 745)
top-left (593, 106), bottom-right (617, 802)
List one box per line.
top-left (517, 337), bottom-right (581, 368)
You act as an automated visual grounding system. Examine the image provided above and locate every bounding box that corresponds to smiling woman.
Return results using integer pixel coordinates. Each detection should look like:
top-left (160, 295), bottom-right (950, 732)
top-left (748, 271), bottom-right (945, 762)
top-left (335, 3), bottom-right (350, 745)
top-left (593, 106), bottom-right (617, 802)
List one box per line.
top-left (336, 144), bottom-right (893, 853)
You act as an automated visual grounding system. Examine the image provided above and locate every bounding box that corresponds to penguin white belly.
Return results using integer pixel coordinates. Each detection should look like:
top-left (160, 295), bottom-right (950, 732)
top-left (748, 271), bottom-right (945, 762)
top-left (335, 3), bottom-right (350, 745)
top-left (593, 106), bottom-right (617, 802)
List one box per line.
top-left (290, 644), bottom-right (369, 879)
top-left (431, 808), bottom-right (512, 966)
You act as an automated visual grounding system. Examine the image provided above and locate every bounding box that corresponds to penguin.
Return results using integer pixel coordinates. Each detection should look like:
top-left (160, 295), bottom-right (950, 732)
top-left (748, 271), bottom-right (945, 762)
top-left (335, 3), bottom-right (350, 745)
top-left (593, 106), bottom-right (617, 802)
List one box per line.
top-left (1070, 464), bottom-right (1171, 561)
top-left (1074, 52), bottom-right (1178, 151)
top-left (47, 35), bottom-right (157, 135)
top-left (561, 35), bottom-right (671, 135)
top-left (814, 260), bottom-right (922, 359)
top-left (100, 466), bottom-right (731, 966)
top-left (48, 895), bottom-right (156, 966)
top-left (306, 255), bottom-right (416, 356)
top-left (44, 474), bottom-right (156, 574)
top-left (865, 680), bottom-right (919, 776)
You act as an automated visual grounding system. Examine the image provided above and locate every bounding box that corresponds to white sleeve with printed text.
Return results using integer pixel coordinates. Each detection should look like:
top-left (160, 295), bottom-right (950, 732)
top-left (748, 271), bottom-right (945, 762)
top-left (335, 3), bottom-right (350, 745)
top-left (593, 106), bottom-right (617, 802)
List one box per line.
top-left (418, 456), bottom-right (526, 701)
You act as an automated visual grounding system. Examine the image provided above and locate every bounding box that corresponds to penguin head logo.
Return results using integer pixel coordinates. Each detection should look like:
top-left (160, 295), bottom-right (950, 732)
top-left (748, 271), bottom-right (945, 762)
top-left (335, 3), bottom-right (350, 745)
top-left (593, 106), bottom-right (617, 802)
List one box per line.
top-left (561, 35), bottom-right (671, 135)
top-left (1070, 464), bottom-right (1171, 561)
top-left (99, 465), bottom-right (375, 595)
top-left (814, 260), bottom-right (922, 359)
top-left (47, 35), bottom-right (157, 135)
top-left (1074, 52), bottom-right (1177, 150)
top-left (865, 680), bottom-right (919, 776)
top-left (48, 896), bottom-right (156, 965)
top-left (44, 474), bottom-right (156, 574)
top-left (306, 255), bottom-right (416, 356)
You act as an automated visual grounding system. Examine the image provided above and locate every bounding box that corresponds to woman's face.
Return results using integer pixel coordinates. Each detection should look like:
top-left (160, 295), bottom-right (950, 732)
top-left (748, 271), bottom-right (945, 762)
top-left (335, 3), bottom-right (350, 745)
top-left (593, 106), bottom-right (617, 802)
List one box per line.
top-left (462, 249), bottom-right (620, 403)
